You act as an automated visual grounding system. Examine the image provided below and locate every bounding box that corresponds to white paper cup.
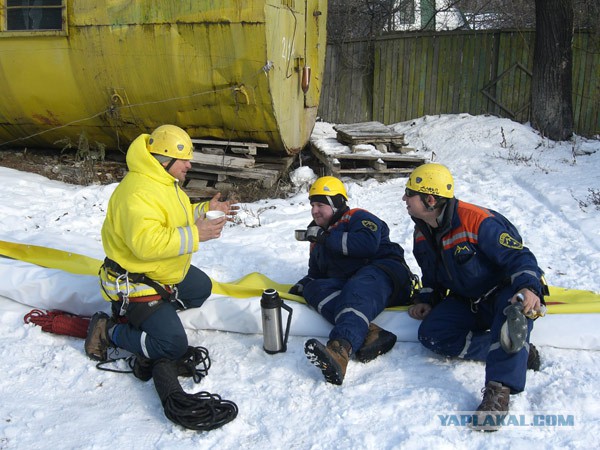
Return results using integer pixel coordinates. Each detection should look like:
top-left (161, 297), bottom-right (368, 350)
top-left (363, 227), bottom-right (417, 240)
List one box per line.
top-left (206, 210), bottom-right (226, 220)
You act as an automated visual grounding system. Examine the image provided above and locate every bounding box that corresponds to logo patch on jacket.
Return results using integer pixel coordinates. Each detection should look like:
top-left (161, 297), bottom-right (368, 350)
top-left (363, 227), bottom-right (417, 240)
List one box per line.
top-left (499, 232), bottom-right (523, 249)
top-left (361, 220), bottom-right (378, 232)
top-left (454, 244), bottom-right (471, 255)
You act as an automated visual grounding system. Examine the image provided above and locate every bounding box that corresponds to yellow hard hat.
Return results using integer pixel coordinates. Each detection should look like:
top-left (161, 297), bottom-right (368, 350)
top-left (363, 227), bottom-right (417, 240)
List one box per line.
top-left (406, 163), bottom-right (454, 198)
top-left (147, 125), bottom-right (194, 160)
top-left (309, 176), bottom-right (348, 200)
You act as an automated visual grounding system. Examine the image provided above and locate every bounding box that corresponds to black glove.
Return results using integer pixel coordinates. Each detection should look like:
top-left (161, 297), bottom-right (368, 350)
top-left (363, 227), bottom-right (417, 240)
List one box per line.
top-left (288, 283), bottom-right (304, 296)
top-left (305, 226), bottom-right (327, 243)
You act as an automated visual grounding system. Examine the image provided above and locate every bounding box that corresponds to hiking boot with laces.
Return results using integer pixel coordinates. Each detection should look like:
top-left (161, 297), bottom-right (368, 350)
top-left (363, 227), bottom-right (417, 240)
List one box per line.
top-left (304, 338), bottom-right (351, 385)
top-left (84, 312), bottom-right (113, 362)
top-left (527, 343), bottom-right (541, 371)
top-left (355, 323), bottom-right (397, 363)
top-left (500, 303), bottom-right (528, 354)
top-left (470, 381), bottom-right (511, 432)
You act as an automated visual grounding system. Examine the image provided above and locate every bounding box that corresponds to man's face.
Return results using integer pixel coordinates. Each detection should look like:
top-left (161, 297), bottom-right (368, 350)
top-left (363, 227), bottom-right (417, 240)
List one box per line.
top-left (164, 159), bottom-right (192, 183)
top-left (311, 201), bottom-right (334, 227)
top-left (402, 189), bottom-right (429, 219)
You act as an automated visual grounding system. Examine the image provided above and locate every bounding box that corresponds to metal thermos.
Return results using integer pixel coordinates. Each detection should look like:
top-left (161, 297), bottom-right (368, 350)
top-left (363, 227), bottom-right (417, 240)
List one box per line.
top-left (261, 288), bottom-right (293, 354)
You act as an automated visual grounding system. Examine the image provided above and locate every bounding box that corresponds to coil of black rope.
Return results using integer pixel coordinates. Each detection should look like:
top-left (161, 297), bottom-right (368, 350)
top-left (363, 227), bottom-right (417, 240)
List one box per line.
top-left (152, 358), bottom-right (238, 431)
top-left (94, 345), bottom-right (237, 431)
top-left (95, 345), bottom-right (212, 382)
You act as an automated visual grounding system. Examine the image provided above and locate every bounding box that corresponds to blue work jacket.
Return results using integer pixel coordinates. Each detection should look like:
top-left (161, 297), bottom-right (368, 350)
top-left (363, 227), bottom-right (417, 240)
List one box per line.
top-left (412, 199), bottom-right (544, 305)
top-left (306, 207), bottom-right (409, 286)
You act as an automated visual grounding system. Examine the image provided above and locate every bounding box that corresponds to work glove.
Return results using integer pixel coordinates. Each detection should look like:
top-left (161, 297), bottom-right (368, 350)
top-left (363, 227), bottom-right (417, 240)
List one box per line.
top-left (289, 276), bottom-right (312, 296)
top-left (288, 283), bottom-right (304, 296)
top-left (305, 226), bottom-right (327, 244)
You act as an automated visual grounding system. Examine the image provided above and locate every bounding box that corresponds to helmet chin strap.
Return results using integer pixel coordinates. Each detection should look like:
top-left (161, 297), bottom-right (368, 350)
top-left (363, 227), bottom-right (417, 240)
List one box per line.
top-left (164, 158), bottom-right (177, 172)
top-left (326, 196), bottom-right (337, 214)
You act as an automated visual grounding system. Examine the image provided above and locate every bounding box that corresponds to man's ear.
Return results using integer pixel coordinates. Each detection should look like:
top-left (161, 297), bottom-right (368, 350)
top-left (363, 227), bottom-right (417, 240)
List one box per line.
top-left (426, 195), bottom-right (437, 211)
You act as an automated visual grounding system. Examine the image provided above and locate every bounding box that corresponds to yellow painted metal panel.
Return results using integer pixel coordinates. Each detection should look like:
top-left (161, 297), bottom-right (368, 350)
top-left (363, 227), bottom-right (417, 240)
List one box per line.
top-left (0, 0), bottom-right (327, 154)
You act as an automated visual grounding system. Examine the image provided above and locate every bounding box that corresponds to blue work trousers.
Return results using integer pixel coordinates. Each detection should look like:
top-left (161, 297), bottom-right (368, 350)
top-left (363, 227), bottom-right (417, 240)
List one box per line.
top-left (303, 265), bottom-right (394, 352)
top-left (417, 287), bottom-right (534, 393)
top-left (111, 265), bottom-right (212, 360)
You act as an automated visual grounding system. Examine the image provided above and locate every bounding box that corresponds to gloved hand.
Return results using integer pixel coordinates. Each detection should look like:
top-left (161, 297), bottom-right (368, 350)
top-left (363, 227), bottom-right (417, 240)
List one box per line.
top-left (288, 283), bottom-right (304, 296)
top-left (305, 226), bottom-right (327, 244)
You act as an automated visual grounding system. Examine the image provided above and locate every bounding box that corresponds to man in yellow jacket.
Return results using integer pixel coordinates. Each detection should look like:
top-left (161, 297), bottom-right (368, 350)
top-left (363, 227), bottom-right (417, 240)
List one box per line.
top-left (85, 124), bottom-right (235, 364)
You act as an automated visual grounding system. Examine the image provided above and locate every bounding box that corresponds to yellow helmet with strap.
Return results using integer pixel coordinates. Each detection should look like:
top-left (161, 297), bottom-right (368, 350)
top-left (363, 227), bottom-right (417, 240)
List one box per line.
top-left (147, 125), bottom-right (194, 160)
top-left (407, 163), bottom-right (454, 198)
top-left (309, 176), bottom-right (348, 200)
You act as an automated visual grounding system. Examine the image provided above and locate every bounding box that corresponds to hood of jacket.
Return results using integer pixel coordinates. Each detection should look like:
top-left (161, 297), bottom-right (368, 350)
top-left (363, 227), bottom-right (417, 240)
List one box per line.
top-left (126, 134), bottom-right (178, 186)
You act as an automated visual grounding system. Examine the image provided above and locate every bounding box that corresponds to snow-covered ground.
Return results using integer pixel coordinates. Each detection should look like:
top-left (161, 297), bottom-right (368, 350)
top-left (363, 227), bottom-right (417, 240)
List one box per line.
top-left (1, 114), bottom-right (599, 449)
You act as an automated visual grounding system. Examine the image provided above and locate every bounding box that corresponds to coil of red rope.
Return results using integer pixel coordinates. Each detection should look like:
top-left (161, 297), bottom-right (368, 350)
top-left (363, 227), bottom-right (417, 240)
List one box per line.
top-left (24, 309), bottom-right (91, 339)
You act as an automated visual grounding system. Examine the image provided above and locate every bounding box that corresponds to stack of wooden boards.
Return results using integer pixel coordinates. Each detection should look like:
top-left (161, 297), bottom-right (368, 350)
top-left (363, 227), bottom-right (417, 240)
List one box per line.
top-left (184, 139), bottom-right (294, 200)
top-left (310, 121), bottom-right (427, 179)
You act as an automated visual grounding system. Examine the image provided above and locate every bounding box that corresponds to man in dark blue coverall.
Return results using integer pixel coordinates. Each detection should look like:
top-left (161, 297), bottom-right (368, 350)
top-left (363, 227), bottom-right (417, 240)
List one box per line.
top-left (403, 163), bottom-right (547, 431)
top-left (291, 176), bottom-right (415, 385)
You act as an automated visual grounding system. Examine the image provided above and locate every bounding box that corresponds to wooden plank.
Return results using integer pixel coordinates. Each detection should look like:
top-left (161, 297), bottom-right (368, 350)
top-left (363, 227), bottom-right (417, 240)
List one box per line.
top-left (334, 122), bottom-right (406, 149)
top-left (200, 147), bottom-right (225, 155)
top-left (372, 42), bottom-right (382, 122)
top-left (383, 39), bottom-right (394, 124)
top-left (255, 154), bottom-right (294, 166)
top-left (185, 171), bottom-right (226, 182)
top-left (183, 179), bottom-right (208, 189)
top-left (188, 165), bottom-right (280, 188)
top-left (191, 152), bottom-right (254, 169)
top-left (188, 165), bottom-right (278, 180)
top-left (390, 39), bottom-right (402, 122)
top-left (335, 121), bottom-right (391, 135)
top-left (191, 138), bottom-right (268, 148)
top-left (191, 138), bottom-right (268, 157)
top-left (335, 167), bottom-right (414, 175)
top-left (230, 147), bottom-right (251, 155)
top-left (327, 152), bottom-right (422, 163)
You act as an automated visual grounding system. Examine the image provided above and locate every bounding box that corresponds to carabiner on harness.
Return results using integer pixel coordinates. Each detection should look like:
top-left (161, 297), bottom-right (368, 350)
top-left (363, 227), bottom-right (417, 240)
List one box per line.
top-left (469, 283), bottom-right (502, 314)
top-left (115, 272), bottom-right (131, 316)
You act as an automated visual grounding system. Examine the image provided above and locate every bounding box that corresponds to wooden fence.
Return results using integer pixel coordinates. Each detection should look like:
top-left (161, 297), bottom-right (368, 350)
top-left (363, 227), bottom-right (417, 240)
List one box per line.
top-left (318, 30), bottom-right (599, 137)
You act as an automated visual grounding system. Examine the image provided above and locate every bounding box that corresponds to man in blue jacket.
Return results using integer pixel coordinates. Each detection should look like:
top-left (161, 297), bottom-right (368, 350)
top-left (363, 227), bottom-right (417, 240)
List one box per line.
top-left (404, 163), bottom-right (547, 431)
top-left (291, 176), bottom-right (416, 385)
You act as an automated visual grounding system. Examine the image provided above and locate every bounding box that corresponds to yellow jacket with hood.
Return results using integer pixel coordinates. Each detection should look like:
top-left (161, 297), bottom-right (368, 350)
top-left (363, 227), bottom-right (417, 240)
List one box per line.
top-left (100, 134), bottom-right (208, 301)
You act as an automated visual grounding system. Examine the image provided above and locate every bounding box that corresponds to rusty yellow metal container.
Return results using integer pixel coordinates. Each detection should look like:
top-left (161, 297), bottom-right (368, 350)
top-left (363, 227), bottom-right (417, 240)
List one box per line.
top-left (0, 1), bottom-right (327, 154)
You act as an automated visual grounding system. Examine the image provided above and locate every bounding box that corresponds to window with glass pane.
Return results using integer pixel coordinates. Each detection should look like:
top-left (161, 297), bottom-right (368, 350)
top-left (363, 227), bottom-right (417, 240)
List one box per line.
top-left (6, 0), bottom-right (63, 31)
